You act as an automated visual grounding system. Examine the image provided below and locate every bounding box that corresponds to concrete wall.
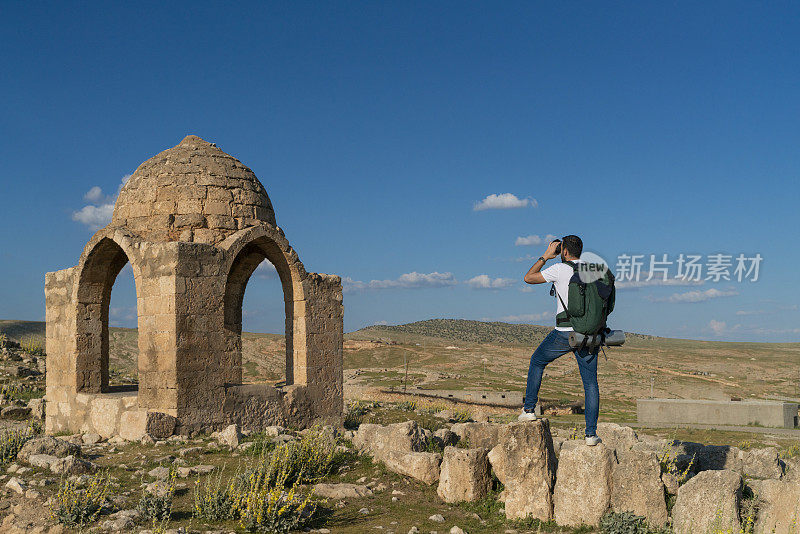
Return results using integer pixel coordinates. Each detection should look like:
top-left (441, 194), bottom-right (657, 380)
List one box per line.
top-left (637, 398), bottom-right (800, 429)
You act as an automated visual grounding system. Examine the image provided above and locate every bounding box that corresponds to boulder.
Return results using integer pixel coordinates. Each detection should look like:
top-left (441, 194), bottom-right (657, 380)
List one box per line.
top-left (739, 447), bottom-right (785, 479)
top-left (611, 449), bottom-right (668, 526)
top-left (145, 412), bottom-right (177, 439)
top-left (213, 424), bottom-right (241, 448)
top-left (353, 421), bottom-right (427, 461)
top-left (313, 483), bottom-right (373, 499)
top-left (671, 469), bottom-right (741, 534)
top-left (433, 428), bottom-right (458, 449)
top-left (18, 436), bottom-right (80, 462)
top-left (148, 466), bottom-right (171, 480)
top-left (5, 477), bottom-right (25, 494)
top-left (51, 455), bottom-right (96, 475)
top-left (661, 472), bottom-right (680, 495)
top-left (82, 433), bottom-right (102, 445)
top-left (0, 406), bottom-right (31, 419)
top-left (437, 447), bottom-right (491, 503)
top-left (488, 420), bottom-right (556, 522)
top-left (27, 398), bottom-right (45, 420)
top-left (596, 422), bottom-right (639, 452)
top-left (450, 422), bottom-right (502, 449)
top-left (553, 442), bottom-right (614, 527)
top-left (694, 444), bottom-right (741, 472)
top-left (383, 450), bottom-right (442, 485)
top-left (100, 509), bottom-right (140, 531)
top-left (754, 477), bottom-right (800, 534)
top-left (27, 454), bottom-right (59, 470)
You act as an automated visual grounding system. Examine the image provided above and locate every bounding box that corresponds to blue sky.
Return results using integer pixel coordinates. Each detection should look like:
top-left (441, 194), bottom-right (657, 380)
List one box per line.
top-left (1, 2), bottom-right (799, 341)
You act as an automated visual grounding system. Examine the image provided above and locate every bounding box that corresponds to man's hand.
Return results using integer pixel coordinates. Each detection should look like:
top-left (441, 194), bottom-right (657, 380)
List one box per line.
top-left (543, 240), bottom-right (561, 260)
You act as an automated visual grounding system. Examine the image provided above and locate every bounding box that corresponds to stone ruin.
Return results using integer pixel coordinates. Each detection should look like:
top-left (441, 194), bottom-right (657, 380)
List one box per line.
top-left (44, 135), bottom-right (343, 439)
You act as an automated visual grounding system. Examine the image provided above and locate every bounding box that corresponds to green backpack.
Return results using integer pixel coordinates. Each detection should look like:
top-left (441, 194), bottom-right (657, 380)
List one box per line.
top-left (553, 260), bottom-right (616, 337)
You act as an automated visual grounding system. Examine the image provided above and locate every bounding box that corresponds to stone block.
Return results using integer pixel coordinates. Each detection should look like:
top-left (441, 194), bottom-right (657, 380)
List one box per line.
top-left (488, 421), bottom-right (556, 522)
top-left (671, 469), bottom-right (741, 534)
top-left (553, 443), bottom-right (614, 527)
top-left (437, 447), bottom-right (491, 503)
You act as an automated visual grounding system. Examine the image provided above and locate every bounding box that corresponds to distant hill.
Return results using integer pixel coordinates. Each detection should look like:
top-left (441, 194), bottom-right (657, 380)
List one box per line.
top-left (0, 320), bottom-right (45, 342)
top-left (353, 319), bottom-right (553, 345)
top-left (352, 318), bottom-right (660, 345)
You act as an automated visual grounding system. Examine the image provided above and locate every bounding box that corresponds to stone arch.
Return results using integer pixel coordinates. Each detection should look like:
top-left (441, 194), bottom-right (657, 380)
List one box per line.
top-left (72, 232), bottom-right (142, 394)
top-left (220, 226), bottom-right (308, 386)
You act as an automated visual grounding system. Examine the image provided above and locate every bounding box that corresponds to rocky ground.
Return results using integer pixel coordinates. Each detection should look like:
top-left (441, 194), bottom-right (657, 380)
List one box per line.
top-left (0, 388), bottom-right (797, 533)
top-left (0, 334), bottom-right (798, 533)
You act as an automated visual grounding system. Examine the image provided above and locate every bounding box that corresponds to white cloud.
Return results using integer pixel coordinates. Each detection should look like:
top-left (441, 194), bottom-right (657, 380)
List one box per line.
top-left (466, 274), bottom-right (517, 290)
top-left (650, 288), bottom-right (738, 303)
top-left (255, 261), bottom-right (278, 279)
top-left (109, 306), bottom-right (137, 327)
top-left (83, 186), bottom-right (104, 203)
top-left (708, 320), bottom-right (727, 335)
top-left (474, 193), bottom-right (537, 211)
top-left (514, 234), bottom-right (558, 246)
top-left (71, 204), bottom-right (115, 231)
top-left (617, 274), bottom-right (705, 289)
top-left (735, 309), bottom-right (766, 316)
top-left (343, 272), bottom-right (457, 293)
top-left (72, 175), bottom-right (132, 231)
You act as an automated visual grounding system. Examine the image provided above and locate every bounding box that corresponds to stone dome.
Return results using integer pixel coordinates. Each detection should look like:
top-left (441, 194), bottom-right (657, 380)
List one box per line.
top-left (111, 135), bottom-right (276, 244)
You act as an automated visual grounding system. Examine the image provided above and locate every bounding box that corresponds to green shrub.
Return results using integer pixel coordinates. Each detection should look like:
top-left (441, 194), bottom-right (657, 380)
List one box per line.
top-left (600, 511), bottom-right (671, 534)
top-left (193, 468), bottom-right (235, 521)
top-left (234, 473), bottom-right (317, 533)
top-left (229, 436), bottom-right (326, 533)
top-left (781, 444), bottom-right (800, 459)
top-left (0, 426), bottom-right (34, 465)
top-left (396, 400), bottom-right (417, 412)
top-left (138, 469), bottom-right (176, 531)
top-left (238, 426), bottom-right (339, 491)
top-left (242, 432), bottom-right (277, 457)
top-left (52, 471), bottom-right (111, 527)
top-left (658, 443), bottom-right (695, 486)
top-left (344, 400), bottom-right (372, 430)
top-left (20, 336), bottom-right (45, 357)
top-left (451, 409), bottom-right (472, 423)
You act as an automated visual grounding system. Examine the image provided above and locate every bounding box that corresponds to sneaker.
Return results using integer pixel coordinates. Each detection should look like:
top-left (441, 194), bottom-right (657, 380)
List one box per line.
top-left (518, 408), bottom-right (537, 422)
top-left (585, 435), bottom-right (602, 446)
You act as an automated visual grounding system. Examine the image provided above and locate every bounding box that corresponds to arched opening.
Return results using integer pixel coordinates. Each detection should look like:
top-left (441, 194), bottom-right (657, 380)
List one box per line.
top-left (224, 236), bottom-right (303, 388)
top-left (107, 263), bottom-right (139, 389)
top-left (240, 260), bottom-right (287, 384)
top-left (74, 238), bottom-right (139, 393)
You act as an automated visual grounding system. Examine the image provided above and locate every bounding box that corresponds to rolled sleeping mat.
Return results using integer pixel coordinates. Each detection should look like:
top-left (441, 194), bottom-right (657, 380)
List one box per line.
top-left (604, 329), bottom-right (626, 346)
top-left (568, 330), bottom-right (626, 349)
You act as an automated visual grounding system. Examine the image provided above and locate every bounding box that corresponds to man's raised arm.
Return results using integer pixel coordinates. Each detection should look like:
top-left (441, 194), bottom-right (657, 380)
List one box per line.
top-left (523, 240), bottom-right (560, 284)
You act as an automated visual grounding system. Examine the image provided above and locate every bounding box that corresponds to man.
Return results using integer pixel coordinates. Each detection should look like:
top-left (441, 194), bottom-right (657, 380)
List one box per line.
top-left (519, 235), bottom-right (601, 446)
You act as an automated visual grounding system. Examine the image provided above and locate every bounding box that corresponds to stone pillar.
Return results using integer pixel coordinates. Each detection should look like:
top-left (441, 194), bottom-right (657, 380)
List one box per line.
top-left (302, 273), bottom-right (344, 417)
top-left (173, 241), bottom-right (227, 428)
top-left (44, 267), bottom-right (78, 433)
top-left (135, 242), bottom-right (181, 415)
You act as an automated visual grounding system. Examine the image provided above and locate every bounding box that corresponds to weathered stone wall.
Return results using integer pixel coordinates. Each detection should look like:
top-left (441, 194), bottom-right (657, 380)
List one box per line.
top-left (302, 272), bottom-right (344, 417)
top-left (45, 136), bottom-right (344, 439)
top-left (44, 266), bottom-right (77, 434)
top-left (353, 419), bottom-right (797, 531)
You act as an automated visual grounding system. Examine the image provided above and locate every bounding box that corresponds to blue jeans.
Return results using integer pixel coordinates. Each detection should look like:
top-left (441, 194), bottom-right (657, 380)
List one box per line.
top-left (523, 329), bottom-right (599, 437)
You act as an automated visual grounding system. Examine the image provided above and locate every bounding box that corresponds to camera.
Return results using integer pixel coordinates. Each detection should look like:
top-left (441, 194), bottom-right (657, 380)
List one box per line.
top-left (553, 239), bottom-right (561, 255)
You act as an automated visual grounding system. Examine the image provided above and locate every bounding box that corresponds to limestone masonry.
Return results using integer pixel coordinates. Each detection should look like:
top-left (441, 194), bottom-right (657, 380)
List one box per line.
top-left (45, 135), bottom-right (344, 439)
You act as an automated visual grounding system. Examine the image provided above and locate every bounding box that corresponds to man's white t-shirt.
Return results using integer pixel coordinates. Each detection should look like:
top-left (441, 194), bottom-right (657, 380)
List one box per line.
top-left (541, 261), bottom-right (578, 332)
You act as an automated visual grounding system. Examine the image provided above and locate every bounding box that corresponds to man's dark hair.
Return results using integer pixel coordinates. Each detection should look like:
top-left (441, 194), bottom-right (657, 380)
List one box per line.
top-left (562, 235), bottom-right (583, 258)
